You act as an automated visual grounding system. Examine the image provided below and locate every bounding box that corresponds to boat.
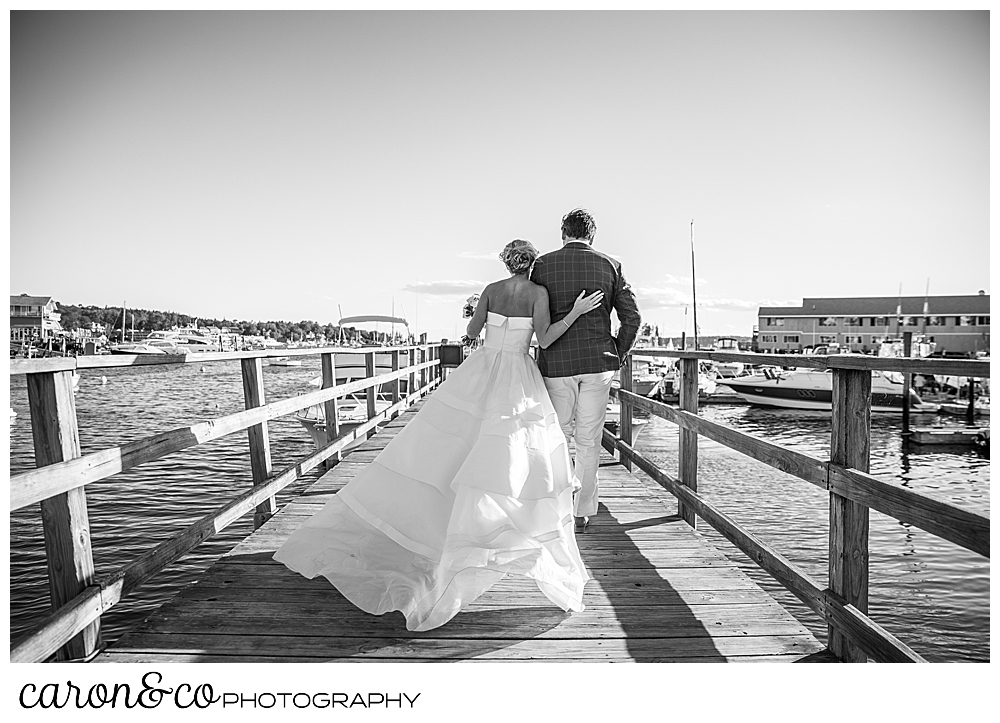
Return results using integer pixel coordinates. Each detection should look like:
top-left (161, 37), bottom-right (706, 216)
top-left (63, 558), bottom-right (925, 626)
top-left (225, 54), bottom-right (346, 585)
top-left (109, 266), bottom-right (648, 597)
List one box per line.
top-left (268, 357), bottom-right (303, 367)
top-left (295, 398), bottom-right (392, 452)
top-left (173, 326), bottom-right (219, 352)
top-left (938, 399), bottom-right (990, 418)
top-left (603, 400), bottom-right (648, 438)
top-left (617, 354), bottom-right (669, 397)
top-left (711, 337), bottom-right (746, 378)
top-left (647, 360), bottom-right (719, 401)
top-left (9, 407), bottom-right (16, 425)
top-left (110, 331), bottom-right (191, 356)
top-left (718, 368), bottom-right (929, 412)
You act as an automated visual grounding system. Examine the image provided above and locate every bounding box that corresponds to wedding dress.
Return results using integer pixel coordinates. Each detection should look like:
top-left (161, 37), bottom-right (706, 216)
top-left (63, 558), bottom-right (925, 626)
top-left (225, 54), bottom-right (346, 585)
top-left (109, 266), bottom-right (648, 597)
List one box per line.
top-left (273, 312), bottom-right (589, 631)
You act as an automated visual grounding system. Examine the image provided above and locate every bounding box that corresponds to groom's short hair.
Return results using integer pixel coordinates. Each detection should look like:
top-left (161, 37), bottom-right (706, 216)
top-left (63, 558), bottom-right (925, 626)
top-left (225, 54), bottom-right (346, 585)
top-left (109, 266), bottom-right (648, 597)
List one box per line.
top-left (561, 208), bottom-right (597, 242)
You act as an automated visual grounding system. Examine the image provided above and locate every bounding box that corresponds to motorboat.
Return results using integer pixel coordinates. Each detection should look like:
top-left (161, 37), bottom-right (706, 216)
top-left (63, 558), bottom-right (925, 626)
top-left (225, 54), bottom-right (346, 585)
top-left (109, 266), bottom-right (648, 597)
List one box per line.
top-left (603, 400), bottom-right (648, 438)
top-left (173, 327), bottom-right (219, 352)
top-left (268, 357), bottom-right (303, 367)
top-left (110, 332), bottom-right (190, 356)
top-left (646, 360), bottom-right (719, 401)
top-left (617, 354), bottom-right (669, 397)
top-left (718, 368), bottom-right (929, 412)
top-left (711, 337), bottom-right (746, 378)
top-left (296, 398), bottom-right (392, 452)
top-left (938, 398), bottom-right (990, 418)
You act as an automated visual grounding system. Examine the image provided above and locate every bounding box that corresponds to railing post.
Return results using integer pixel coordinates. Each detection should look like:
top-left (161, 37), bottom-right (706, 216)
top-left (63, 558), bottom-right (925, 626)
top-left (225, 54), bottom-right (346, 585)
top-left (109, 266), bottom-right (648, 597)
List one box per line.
top-left (320, 352), bottom-right (341, 468)
top-left (678, 357), bottom-right (699, 528)
top-left (390, 349), bottom-right (400, 418)
top-left (241, 358), bottom-right (275, 529)
top-left (27, 369), bottom-right (100, 661)
top-left (409, 348), bottom-right (416, 401)
top-left (365, 351), bottom-right (377, 438)
top-left (419, 346), bottom-right (427, 391)
top-left (620, 355), bottom-right (633, 471)
top-left (902, 331), bottom-right (912, 439)
top-left (829, 367), bottom-right (872, 663)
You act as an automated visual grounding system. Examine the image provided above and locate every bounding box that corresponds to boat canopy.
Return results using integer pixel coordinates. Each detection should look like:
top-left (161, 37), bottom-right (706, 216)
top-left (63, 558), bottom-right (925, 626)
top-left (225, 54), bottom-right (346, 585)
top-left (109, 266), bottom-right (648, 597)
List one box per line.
top-left (339, 315), bottom-right (409, 327)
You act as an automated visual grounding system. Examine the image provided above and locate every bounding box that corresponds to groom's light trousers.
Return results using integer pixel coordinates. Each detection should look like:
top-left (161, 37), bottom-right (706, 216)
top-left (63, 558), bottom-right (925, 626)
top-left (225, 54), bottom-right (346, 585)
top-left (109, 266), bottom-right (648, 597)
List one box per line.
top-left (543, 371), bottom-right (616, 518)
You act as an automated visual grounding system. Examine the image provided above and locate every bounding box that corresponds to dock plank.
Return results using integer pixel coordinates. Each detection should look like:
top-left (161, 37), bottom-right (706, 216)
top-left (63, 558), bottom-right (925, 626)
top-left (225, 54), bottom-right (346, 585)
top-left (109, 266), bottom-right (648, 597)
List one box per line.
top-left (96, 400), bottom-right (834, 663)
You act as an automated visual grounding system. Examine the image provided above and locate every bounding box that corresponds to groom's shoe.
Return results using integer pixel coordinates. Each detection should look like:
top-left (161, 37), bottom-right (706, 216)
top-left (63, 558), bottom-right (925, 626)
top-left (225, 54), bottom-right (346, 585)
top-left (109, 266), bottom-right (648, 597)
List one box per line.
top-left (574, 516), bottom-right (590, 532)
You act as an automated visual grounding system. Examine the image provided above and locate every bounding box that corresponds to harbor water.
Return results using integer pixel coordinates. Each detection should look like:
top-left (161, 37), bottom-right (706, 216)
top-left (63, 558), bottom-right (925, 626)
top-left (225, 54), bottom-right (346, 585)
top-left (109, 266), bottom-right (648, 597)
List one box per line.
top-left (632, 406), bottom-right (989, 663)
top-left (9, 362), bottom-right (990, 662)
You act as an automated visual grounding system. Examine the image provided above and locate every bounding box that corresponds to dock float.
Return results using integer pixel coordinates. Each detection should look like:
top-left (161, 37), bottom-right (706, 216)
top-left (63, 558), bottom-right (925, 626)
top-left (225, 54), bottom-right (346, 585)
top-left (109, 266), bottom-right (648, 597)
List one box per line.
top-left (94, 402), bottom-right (835, 663)
top-left (910, 426), bottom-right (989, 446)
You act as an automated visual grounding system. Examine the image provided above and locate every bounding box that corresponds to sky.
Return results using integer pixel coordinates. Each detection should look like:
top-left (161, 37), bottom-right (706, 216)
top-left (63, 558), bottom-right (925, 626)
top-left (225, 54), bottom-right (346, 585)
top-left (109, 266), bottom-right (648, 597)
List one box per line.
top-left (9, 10), bottom-right (990, 342)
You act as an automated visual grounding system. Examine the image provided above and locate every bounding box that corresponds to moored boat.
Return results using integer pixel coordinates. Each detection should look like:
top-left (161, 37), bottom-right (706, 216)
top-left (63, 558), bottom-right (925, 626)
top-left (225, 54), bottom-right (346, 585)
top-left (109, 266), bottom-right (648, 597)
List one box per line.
top-left (938, 399), bottom-right (990, 417)
top-left (718, 368), bottom-right (929, 412)
top-left (295, 399), bottom-right (392, 452)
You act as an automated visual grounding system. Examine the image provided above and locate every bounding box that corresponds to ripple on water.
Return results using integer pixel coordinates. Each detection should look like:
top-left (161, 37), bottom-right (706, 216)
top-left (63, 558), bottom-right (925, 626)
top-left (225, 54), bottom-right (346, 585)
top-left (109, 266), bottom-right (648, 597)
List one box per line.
top-left (632, 405), bottom-right (988, 662)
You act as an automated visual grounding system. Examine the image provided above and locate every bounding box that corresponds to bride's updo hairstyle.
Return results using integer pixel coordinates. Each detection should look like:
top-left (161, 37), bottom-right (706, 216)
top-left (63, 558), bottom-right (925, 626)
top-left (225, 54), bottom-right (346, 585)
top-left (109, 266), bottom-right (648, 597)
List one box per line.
top-left (499, 239), bottom-right (539, 275)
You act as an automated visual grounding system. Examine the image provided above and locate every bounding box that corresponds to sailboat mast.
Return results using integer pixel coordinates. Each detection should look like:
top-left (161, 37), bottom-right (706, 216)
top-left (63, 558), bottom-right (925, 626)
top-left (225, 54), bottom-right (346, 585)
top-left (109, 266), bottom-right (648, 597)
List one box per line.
top-left (690, 220), bottom-right (699, 350)
top-left (922, 278), bottom-right (930, 336)
top-left (895, 283), bottom-right (903, 337)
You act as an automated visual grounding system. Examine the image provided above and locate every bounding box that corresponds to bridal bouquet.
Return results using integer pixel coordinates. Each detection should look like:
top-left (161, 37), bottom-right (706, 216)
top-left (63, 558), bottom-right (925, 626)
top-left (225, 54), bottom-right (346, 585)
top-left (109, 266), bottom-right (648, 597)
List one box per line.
top-left (462, 294), bottom-right (480, 319)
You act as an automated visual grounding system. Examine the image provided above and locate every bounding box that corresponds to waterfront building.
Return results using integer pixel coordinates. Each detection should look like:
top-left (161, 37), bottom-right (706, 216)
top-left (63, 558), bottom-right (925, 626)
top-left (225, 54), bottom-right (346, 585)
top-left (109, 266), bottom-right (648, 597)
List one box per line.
top-left (9, 294), bottom-right (62, 342)
top-left (756, 293), bottom-right (990, 355)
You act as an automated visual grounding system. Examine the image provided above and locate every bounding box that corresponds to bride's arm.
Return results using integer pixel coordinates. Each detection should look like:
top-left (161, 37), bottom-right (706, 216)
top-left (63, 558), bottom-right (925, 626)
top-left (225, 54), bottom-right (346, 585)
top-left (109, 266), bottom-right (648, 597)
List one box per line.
top-left (465, 285), bottom-right (491, 339)
top-left (533, 287), bottom-right (604, 349)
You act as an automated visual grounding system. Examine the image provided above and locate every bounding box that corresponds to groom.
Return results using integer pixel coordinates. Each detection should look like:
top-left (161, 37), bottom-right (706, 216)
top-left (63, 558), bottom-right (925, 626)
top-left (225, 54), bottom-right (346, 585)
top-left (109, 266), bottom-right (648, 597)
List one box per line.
top-left (531, 208), bottom-right (641, 530)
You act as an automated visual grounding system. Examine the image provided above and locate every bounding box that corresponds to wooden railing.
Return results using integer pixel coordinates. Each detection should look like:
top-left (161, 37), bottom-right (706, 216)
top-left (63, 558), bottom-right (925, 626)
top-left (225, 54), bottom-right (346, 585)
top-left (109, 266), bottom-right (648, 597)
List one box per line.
top-left (608, 350), bottom-right (990, 663)
top-left (9, 344), bottom-right (444, 663)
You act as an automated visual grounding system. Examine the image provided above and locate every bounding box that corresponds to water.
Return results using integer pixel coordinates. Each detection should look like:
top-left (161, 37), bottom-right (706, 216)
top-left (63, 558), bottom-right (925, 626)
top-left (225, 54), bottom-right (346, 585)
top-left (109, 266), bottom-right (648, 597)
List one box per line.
top-left (9, 359), bottom-right (330, 649)
top-left (632, 405), bottom-right (990, 662)
top-left (9, 365), bottom-right (989, 661)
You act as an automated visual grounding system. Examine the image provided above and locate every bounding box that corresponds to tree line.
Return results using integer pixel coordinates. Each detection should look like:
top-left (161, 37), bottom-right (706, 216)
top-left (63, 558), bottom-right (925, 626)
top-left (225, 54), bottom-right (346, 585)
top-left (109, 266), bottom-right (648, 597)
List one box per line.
top-left (56, 303), bottom-right (350, 343)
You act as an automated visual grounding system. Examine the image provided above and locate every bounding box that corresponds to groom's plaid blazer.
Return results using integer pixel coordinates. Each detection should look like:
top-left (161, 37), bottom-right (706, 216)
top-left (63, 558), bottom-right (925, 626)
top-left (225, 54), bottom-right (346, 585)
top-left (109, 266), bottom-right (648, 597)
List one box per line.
top-left (531, 241), bottom-right (641, 378)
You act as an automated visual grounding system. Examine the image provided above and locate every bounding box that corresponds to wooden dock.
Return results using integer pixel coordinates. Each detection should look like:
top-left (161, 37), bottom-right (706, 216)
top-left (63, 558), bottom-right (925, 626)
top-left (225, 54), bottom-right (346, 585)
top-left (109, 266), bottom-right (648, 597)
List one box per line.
top-left (95, 402), bottom-right (835, 664)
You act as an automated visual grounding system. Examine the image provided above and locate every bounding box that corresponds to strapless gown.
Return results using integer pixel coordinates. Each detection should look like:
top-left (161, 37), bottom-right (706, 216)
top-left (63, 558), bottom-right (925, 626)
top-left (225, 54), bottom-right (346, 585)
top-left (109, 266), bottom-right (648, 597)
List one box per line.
top-left (273, 312), bottom-right (589, 631)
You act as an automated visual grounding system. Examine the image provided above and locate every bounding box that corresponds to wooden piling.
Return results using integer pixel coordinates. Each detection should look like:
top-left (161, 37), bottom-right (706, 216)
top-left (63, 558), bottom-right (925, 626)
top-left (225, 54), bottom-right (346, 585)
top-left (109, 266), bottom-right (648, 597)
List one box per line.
top-left (320, 352), bottom-right (341, 467)
top-left (27, 369), bottom-right (100, 661)
top-left (365, 352), bottom-right (377, 438)
top-left (678, 357), bottom-right (699, 528)
top-left (241, 358), bottom-right (275, 529)
top-left (829, 367), bottom-right (871, 663)
top-left (902, 332), bottom-right (912, 438)
top-left (620, 358), bottom-right (633, 471)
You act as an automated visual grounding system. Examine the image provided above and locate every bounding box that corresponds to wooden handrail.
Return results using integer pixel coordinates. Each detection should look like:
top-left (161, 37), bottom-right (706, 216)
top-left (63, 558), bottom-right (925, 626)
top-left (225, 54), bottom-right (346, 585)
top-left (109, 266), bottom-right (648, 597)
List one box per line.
top-left (615, 389), bottom-right (990, 557)
top-left (613, 348), bottom-right (988, 662)
top-left (10, 360), bottom-right (439, 512)
top-left (603, 429), bottom-right (927, 663)
top-left (9, 343), bottom-right (441, 375)
top-left (10, 379), bottom-right (440, 663)
top-left (624, 348), bottom-right (990, 378)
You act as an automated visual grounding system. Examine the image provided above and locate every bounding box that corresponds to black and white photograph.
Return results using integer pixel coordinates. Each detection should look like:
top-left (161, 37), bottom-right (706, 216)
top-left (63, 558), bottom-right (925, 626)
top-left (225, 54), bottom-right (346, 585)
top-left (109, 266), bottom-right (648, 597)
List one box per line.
top-left (7, 4), bottom-right (990, 715)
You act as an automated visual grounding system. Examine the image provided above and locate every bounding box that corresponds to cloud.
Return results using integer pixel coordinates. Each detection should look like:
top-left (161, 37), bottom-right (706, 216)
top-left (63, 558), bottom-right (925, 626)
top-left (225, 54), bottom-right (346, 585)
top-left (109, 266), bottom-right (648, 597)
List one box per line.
top-left (634, 286), bottom-right (798, 311)
top-left (458, 251), bottom-right (501, 261)
top-left (402, 280), bottom-right (486, 296)
top-left (663, 273), bottom-right (707, 285)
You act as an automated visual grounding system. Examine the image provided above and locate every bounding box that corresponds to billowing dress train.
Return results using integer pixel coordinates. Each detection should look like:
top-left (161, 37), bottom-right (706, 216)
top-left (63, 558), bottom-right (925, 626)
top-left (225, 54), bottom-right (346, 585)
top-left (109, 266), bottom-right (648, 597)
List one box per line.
top-left (273, 312), bottom-right (589, 631)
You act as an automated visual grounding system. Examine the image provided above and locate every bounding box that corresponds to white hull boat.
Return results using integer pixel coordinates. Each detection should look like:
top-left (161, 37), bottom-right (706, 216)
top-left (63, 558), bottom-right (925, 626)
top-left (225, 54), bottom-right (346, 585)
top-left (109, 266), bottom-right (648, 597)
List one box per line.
top-left (719, 368), bottom-right (929, 412)
top-left (296, 399), bottom-right (392, 452)
top-left (938, 399), bottom-right (990, 418)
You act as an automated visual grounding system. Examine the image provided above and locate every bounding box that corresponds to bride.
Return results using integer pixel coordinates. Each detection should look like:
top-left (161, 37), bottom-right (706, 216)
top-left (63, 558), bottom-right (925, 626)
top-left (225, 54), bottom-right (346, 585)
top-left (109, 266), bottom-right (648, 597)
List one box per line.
top-left (273, 239), bottom-right (603, 631)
